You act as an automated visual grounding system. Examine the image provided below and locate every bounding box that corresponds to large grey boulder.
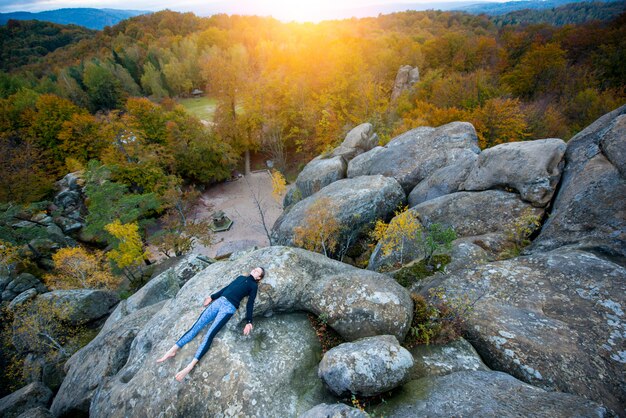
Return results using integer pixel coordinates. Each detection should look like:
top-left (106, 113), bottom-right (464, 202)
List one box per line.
top-left (0, 382), bottom-right (53, 418)
top-left (300, 403), bottom-right (370, 418)
top-left (368, 190), bottom-right (543, 271)
top-left (347, 122), bottom-right (480, 193)
top-left (530, 105), bottom-right (626, 258)
top-left (460, 138), bottom-right (566, 207)
top-left (318, 335), bottom-right (414, 397)
top-left (407, 154), bottom-right (476, 207)
top-left (370, 371), bottom-right (609, 417)
top-left (51, 302), bottom-right (167, 417)
top-left (77, 246), bottom-right (411, 418)
top-left (296, 156), bottom-right (348, 200)
top-left (272, 175), bottom-right (406, 250)
top-left (37, 289), bottom-right (119, 326)
top-left (391, 65), bottom-right (420, 102)
top-left (90, 313), bottom-right (335, 418)
top-left (409, 337), bottom-right (489, 380)
top-left (414, 248), bottom-right (625, 414)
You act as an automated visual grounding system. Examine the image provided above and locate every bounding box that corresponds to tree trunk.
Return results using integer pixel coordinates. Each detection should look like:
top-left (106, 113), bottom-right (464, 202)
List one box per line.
top-left (244, 149), bottom-right (251, 176)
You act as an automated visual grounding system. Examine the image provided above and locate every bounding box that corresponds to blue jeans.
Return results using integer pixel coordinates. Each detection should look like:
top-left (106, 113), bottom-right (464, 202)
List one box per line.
top-left (175, 297), bottom-right (237, 360)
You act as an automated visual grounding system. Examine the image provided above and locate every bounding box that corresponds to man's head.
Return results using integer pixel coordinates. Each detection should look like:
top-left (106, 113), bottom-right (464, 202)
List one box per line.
top-left (250, 267), bottom-right (265, 281)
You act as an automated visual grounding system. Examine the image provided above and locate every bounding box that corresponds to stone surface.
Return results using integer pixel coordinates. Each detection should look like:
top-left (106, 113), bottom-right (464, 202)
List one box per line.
top-left (90, 313), bottom-right (335, 418)
top-left (407, 154), bottom-right (476, 207)
top-left (296, 156), bottom-right (347, 200)
top-left (339, 123), bottom-right (378, 153)
top-left (319, 335), bottom-right (414, 397)
top-left (409, 338), bottom-right (489, 380)
top-left (15, 407), bottom-right (53, 418)
top-left (531, 106), bottom-right (626, 258)
top-left (300, 403), bottom-right (370, 418)
top-left (600, 113), bottom-right (626, 177)
top-left (347, 122), bottom-right (480, 192)
top-left (0, 382), bottom-right (53, 418)
top-left (6, 273), bottom-right (45, 295)
top-left (51, 302), bottom-right (167, 417)
top-left (37, 289), bottom-right (119, 326)
top-left (368, 191), bottom-right (542, 271)
top-left (461, 138), bottom-right (566, 207)
top-left (271, 175), bottom-right (406, 249)
top-left (414, 248), bottom-right (626, 414)
top-left (370, 371), bottom-right (609, 418)
top-left (27, 239), bottom-right (61, 258)
top-left (8, 289), bottom-right (37, 310)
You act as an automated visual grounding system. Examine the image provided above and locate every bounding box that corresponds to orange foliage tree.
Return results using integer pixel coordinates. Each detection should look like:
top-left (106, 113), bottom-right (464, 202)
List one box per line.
top-left (43, 247), bottom-right (121, 290)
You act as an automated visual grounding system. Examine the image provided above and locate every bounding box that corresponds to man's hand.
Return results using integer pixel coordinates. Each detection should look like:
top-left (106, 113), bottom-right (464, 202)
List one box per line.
top-left (203, 296), bottom-right (212, 307)
top-left (243, 323), bottom-right (253, 335)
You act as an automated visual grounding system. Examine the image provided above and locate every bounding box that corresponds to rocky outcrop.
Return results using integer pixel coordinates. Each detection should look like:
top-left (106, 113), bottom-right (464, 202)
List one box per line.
top-left (530, 105), bottom-right (626, 258)
top-left (272, 175), bottom-right (405, 249)
top-left (318, 335), bottom-right (413, 397)
top-left (58, 246), bottom-right (411, 417)
top-left (300, 403), bottom-right (370, 418)
top-left (0, 382), bottom-right (52, 418)
top-left (370, 371), bottom-right (609, 417)
top-left (414, 248), bottom-right (626, 414)
top-left (460, 138), bottom-right (566, 207)
top-left (369, 190), bottom-right (543, 271)
top-left (51, 302), bottom-right (167, 417)
top-left (52, 171), bottom-right (86, 235)
top-left (347, 122), bottom-right (480, 192)
top-left (407, 154), bottom-right (476, 207)
top-left (285, 123), bottom-right (379, 207)
top-left (391, 65), bottom-right (420, 102)
top-left (38, 289), bottom-right (119, 326)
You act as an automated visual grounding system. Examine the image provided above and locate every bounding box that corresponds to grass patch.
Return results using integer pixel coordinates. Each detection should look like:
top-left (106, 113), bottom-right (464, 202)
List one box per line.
top-left (177, 96), bottom-right (217, 121)
top-left (391, 254), bottom-right (451, 288)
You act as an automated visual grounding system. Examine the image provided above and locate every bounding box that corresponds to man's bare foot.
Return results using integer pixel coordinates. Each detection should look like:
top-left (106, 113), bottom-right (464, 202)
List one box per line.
top-left (156, 345), bottom-right (178, 363)
top-left (175, 364), bottom-right (193, 381)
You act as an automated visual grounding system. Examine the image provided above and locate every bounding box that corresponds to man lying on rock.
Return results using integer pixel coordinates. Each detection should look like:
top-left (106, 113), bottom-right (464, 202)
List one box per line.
top-left (156, 266), bottom-right (265, 381)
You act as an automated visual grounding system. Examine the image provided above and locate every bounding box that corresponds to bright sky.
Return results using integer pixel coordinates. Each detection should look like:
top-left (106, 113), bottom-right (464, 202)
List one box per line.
top-left (0, 0), bottom-right (496, 22)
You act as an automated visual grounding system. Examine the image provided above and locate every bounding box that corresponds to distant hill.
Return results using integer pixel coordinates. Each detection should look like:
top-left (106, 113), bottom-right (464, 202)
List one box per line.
top-left (0, 19), bottom-right (95, 72)
top-left (0, 8), bottom-right (149, 30)
top-left (455, 0), bottom-right (619, 15)
top-left (491, 1), bottom-right (626, 26)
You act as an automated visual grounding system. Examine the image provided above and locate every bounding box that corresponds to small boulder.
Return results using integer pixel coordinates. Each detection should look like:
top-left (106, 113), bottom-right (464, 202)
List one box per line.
top-left (347, 122), bottom-right (480, 192)
top-left (339, 123), bottom-right (379, 153)
top-left (38, 289), bottom-right (119, 326)
top-left (300, 403), bottom-right (370, 418)
top-left (460, 138), bottom-right (566, 207)
top-left (0, 382), bottom-right (53, 418)
top-left (318, 335), bottom-right (414, 397)
top-left (8, 289), bottom-right (37, 310)
top-left (391, 65), bottom-right (420, 102)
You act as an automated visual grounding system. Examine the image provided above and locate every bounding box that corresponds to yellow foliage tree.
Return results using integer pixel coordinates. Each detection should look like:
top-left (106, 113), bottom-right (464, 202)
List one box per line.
top-left (104, 220), bottom-right (147, 283)
top-left (293, 197), bottom-right (341, 257)
top-left (270, 169), bottom-right (287, 203)
top-left (44, 247), bottom-right (121, 290)
top-left (370, 206), bottom-right (422, 266)
top-left (0, 239), bottom-right (19, 275)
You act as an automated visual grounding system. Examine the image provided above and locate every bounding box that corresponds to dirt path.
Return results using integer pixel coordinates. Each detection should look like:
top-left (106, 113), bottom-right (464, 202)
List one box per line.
top-left (192, 170), bottom-right (287, 258)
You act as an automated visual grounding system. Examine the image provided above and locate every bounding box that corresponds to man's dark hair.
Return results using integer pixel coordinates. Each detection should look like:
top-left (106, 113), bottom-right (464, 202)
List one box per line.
top-left (259, 267), bottom-right (265, 279)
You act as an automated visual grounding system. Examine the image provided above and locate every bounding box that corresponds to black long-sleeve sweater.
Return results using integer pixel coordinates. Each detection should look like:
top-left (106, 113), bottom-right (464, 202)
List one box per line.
top-left (210, 275), bottom-right (258, 324)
